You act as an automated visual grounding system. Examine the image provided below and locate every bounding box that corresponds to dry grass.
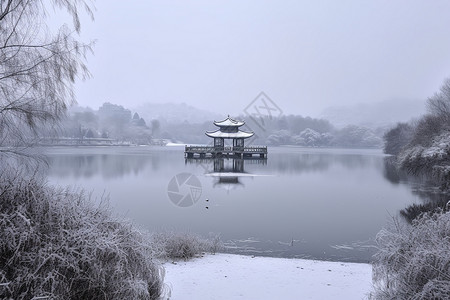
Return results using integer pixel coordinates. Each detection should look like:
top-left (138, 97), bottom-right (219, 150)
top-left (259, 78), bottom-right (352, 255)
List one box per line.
top-left (152, 231), bottom-right (223, 261)
top-left (0, 168), bottom-right (165, 300)
top-left (371, 209), bottom-right (450, 299)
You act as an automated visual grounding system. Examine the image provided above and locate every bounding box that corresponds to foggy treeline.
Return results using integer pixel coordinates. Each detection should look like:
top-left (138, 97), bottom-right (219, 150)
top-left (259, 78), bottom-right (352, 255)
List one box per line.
top-left (59, 102), bottom-right (385, 148)
top-left (381, 77), bottom-right (450, 220)
top-left (241, 114), bottom-right (384, 148)
top-left (383, 78), bottom-right (450, 191)
top-left (58, 102), bottom-right (158, 145)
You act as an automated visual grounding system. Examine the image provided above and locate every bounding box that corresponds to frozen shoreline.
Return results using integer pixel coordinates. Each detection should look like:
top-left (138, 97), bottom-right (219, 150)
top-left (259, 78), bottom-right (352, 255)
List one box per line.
top-left (164, 253), bottom-right (372, 300)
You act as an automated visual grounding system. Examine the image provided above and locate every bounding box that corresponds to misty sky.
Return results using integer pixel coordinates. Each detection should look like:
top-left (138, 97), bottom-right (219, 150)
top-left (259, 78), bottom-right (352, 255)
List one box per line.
top-left (70, 0), bottom-right (450, 117)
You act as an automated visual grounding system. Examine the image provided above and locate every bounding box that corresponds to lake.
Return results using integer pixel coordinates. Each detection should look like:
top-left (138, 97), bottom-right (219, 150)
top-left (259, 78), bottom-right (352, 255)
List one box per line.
top-left (44, 146), bottom-right (426, 263)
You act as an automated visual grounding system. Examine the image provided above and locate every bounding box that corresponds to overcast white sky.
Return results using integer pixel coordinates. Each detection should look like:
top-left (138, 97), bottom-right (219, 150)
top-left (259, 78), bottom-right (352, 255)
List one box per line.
top-left (69, 0), bottom-right (450, 117)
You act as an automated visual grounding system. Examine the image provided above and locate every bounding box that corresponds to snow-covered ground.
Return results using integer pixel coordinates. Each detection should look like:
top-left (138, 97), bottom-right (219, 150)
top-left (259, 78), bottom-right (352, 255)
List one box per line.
top-left (164, 253), bottom-right (373, 300)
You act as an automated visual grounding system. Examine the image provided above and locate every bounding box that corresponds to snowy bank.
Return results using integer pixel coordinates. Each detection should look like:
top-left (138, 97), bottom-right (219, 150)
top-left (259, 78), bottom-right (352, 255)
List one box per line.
top-left (164, 254), bottom-right (372, 300)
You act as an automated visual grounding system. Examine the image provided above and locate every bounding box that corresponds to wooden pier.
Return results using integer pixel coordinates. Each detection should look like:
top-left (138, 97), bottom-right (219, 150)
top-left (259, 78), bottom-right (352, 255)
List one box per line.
top-left (185, 145), bottom-right (267, 158)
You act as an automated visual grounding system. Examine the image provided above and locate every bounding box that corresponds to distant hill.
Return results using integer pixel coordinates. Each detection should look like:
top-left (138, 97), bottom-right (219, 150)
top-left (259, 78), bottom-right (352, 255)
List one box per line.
top-left (320, 99), bottom-right (425, 129)
top-left (133, 102), bottom-right (222, 124)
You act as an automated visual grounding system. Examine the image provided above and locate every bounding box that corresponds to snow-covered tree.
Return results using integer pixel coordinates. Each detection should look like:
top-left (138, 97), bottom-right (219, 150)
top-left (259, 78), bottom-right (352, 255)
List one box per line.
top-left (333, 125), bottom-right (382, 148)
top-left (299, 128), bottom-right (321, 146)
top-left (383, 122), bottom-right (414, 155)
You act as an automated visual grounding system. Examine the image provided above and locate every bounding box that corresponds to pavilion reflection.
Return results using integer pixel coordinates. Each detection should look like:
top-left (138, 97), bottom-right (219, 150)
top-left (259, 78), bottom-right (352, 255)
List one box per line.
top-left (185, 157), bottom-right (267, 190)
top-left (211, 158), bottom-right (245, 190)
top-left (212, 158), bottom-right (244, 173)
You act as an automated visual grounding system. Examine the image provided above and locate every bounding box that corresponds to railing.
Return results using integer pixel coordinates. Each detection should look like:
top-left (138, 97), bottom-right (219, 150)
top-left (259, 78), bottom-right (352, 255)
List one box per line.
top-left (185, 146), bottom-right (215, 152)
top-left (244, 146), bottom-right (267, 153)
top-left (185, 145), bottom-right (267, 153)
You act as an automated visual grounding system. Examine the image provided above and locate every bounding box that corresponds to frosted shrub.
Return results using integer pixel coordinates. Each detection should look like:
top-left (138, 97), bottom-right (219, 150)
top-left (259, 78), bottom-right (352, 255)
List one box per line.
top-left (0, 169), bottom-right (164, 300)
top-left (371, 210), bottom-right (450, 299)
top-left (206, 232), bottom-right (223, 255)
top-left (152, 231), bottom-right (223, 260)
top-left (398, 132), bottom-right (450, 176)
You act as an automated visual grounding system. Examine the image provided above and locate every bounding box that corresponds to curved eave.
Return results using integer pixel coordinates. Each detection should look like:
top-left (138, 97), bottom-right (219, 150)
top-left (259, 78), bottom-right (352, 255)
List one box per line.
top-left (205, 130), bottom-right (254, 139)
top-left (214, 116), bottom-right (245, 127)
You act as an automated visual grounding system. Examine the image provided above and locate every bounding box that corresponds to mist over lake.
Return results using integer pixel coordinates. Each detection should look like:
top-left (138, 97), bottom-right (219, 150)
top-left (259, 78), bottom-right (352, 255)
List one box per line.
top-left (45, 146), bottom-right (425, 263)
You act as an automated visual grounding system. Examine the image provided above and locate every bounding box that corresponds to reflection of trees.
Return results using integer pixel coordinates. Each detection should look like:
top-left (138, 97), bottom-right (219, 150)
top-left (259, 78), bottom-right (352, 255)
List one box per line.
top-left (383, 156), bottom-right (403, 184)
top-left (268, 153), bottom-right (330, 174)
top-left (400, 192), bottom-right (449, 223)
top-left (187, 151), bottom-right (381, 175)
top-left (266, 152), bottom-right (378, 174)
top-left (46, 150), bottom-right (179, 179)
top-left (383, 157), bottom-right (450, 223)
top-left (384, 156), bottom-right (440, 189)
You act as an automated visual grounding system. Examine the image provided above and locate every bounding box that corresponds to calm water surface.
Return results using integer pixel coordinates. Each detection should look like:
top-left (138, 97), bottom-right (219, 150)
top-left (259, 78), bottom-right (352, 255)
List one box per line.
top-left (45, 146), bottom-right (426, 263)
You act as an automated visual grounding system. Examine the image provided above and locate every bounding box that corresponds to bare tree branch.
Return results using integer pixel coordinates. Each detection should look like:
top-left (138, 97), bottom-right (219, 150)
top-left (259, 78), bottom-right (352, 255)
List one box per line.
top-left (0, 0), bottom-right (94, 159)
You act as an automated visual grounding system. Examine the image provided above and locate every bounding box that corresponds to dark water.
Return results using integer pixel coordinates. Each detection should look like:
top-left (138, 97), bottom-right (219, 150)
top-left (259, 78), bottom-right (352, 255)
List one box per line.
top-left (45, 146), bottom-right (425, 263)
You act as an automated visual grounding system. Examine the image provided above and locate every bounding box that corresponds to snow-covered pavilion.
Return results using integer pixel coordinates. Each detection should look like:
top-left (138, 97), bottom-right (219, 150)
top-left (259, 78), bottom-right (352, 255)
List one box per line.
top-left (205, 116), bottom-right (254, 151)
top-left (185, 116), bottom-right (267, 158)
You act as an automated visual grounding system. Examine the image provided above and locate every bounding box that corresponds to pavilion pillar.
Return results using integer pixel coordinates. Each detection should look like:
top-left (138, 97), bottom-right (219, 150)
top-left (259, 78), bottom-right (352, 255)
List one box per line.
top-left (214, 138), bottom-right (224, 148)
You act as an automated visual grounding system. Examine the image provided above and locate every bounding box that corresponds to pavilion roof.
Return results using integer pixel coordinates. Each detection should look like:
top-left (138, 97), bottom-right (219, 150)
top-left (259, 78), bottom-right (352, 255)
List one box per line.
top-left (214, 116), bottom-right (245, 127)
top-left (205, 130), bottom-right (254, 139)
